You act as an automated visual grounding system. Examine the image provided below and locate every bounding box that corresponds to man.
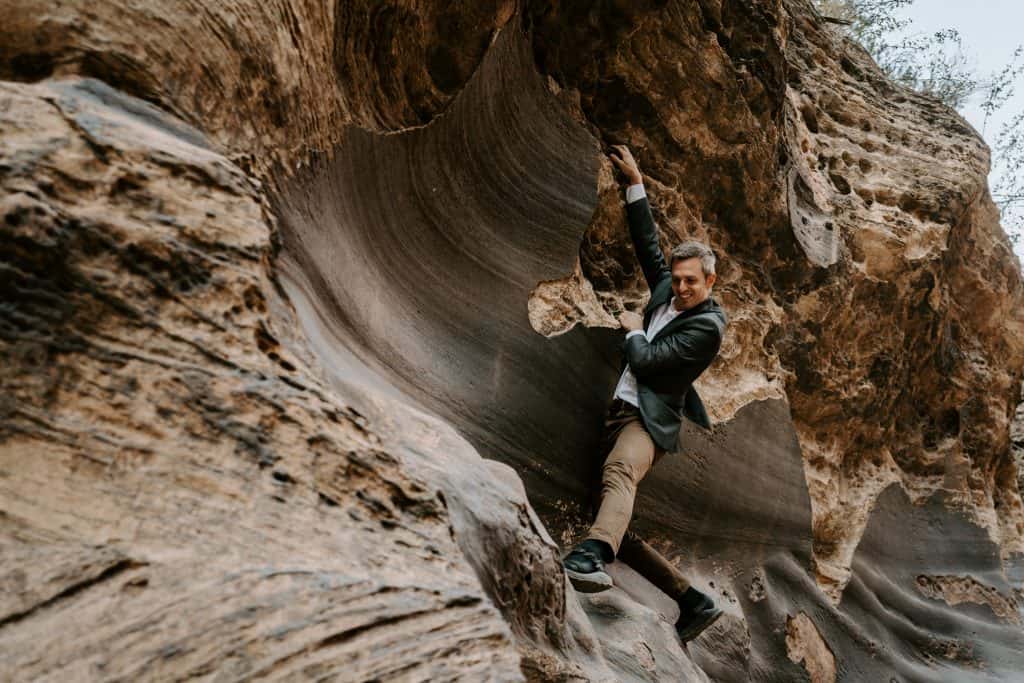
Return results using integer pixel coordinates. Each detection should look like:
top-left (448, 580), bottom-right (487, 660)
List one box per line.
top-left (563, 144), bottom-right (727, 643)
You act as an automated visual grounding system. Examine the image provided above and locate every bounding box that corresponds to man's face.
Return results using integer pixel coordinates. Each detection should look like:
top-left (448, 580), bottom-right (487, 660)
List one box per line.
top-left (671, 257), bottom-right (716, 311)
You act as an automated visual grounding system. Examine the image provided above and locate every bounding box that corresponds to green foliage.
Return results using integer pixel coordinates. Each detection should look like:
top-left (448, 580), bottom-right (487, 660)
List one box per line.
top-left (980, 47), bottom-right (1024, 134)
top-left (813, 0), bottom-right (1024, 250)
top-left (994, 109), bottom-right (1024, 243)
top-left (816, 0), bottom-right (973, 108)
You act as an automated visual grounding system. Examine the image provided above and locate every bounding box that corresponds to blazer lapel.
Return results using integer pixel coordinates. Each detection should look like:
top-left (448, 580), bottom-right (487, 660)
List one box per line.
top-left (651, 297), bottom-right (715, 341)
top-left (643, 279), bottom-right (673, 327)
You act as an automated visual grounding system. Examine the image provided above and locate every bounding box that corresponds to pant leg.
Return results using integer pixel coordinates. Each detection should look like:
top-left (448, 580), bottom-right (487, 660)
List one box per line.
top-left (585, 415), bottom-right (659, 554)
top-left (618, 530), bottom-right (691, 601)
top-left (586, 403), bottom-right (694, 600)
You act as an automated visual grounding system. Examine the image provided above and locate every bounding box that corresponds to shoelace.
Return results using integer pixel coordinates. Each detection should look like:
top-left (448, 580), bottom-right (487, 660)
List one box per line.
top-left (570, 548), bottom-right (600, 565)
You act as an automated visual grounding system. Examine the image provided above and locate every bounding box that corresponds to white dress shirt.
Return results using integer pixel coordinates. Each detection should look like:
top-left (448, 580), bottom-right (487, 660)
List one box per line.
top-left (613, 299), bottom-right (685, 407)
top-left (613, 183), bottom-right (683, 407)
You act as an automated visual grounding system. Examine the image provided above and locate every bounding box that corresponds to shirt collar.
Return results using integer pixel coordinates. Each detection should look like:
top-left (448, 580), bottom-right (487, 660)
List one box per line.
top-left (669, 295), bottom-right (712, 315)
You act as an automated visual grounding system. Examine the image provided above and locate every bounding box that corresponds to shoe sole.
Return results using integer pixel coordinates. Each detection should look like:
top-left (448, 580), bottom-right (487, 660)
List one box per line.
top-left (678, 608), bottom-right (724, 642)
top-left (566, 568), bottom-right (613, 593)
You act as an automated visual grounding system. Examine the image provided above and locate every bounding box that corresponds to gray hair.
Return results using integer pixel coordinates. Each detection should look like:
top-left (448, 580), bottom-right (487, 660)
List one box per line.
top-left (670, 240), bottom-right (716, 276)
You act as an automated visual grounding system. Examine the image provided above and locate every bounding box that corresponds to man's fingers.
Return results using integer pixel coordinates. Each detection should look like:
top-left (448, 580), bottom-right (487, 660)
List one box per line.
top-left (611, 145), bottom-right (636, 168)
top-left (617, 311), bottom-right (641, 330)
top-left (609, 147), bottom-right (641, 184)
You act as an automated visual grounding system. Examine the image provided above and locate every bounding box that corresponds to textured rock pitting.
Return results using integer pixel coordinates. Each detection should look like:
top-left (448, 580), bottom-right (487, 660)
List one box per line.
top-left (0, 78), bottom-right (524, 680)
top-left (1, 0), bottom-right (1023, 681)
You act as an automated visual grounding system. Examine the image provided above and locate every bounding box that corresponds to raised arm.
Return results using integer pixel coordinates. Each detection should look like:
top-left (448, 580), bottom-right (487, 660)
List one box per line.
top-left (610, 145), bottom-right (670, 291)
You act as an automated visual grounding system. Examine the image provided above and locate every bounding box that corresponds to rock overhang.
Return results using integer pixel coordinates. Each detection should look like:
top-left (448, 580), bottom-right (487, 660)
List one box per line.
top-left (3, 0), bottom-right (1024, 680)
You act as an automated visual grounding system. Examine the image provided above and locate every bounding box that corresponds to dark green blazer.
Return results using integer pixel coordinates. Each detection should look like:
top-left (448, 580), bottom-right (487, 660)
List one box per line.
top-left (620, 195), bottom-right (727, 452)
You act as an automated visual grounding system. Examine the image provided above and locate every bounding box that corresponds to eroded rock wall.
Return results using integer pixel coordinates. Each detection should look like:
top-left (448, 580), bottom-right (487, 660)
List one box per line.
top-left (528, 0), bottom-right (1024, 602)
top-left (2, 0), bottom-right (1023, 681)
top-left (0, 76), bottom-right (546, 680)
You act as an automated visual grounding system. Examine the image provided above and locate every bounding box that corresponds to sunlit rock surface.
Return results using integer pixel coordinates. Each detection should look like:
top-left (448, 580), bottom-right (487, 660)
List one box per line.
top-left (2, 0), bottom-right (1023, 681)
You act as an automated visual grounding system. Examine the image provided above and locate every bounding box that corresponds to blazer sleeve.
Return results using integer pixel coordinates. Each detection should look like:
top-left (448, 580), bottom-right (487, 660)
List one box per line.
top-left (626, 197), bottom-right (671, 292)
top-left (624, 315), bottom-right (721, 380)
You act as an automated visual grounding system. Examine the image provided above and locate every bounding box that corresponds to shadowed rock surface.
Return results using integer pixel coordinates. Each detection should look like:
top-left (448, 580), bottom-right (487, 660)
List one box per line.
top-left (2, 0), bottom-right (1023, 681)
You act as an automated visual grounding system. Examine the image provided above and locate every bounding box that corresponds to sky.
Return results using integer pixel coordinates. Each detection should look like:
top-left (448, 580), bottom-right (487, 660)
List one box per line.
top-left (894, 0), bottom-right (1024, 261)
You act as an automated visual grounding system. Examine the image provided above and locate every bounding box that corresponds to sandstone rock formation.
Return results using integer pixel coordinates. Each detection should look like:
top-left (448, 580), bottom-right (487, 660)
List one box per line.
top-left (2, 0), bottom-right (1023, 681)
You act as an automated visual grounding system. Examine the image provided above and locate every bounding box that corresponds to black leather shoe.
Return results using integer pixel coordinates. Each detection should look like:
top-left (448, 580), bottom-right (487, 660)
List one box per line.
top-left (563, 541), bottom-right (613, 593)
top-left (676, 594), bottom-right (723, 641)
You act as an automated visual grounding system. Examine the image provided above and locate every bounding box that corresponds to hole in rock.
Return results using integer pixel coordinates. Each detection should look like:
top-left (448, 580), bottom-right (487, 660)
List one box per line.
top-left (829, 172), bottom-right (851, 195)
top-left (271, 470), bottom-right (295, 485)
top-left (939, 408), bottom-right (960, 437)
top-left (5, 53), bottom-right (55, 81)
top-left (799, 101), bottom-right (819, 133)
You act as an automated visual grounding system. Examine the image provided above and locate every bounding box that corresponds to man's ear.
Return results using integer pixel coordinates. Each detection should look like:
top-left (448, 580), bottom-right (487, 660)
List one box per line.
top-left (705, 273), bottom-right (717, 289)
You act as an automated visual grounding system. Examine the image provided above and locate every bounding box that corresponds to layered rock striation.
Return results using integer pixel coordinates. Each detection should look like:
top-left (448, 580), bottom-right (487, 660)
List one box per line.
top-left (1, 0), bottom-right (1023, 681)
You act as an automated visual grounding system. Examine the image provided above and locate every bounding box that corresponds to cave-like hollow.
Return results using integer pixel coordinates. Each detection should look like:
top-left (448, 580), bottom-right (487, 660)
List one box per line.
top-left (273, 25), bottom-right (623, 535)
top-left (272, 18), bottom-right (815, 591)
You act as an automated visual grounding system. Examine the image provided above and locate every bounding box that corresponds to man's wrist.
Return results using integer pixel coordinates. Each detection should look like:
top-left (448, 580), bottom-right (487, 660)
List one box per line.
top-left (625, 183), bottom-right (646, 204)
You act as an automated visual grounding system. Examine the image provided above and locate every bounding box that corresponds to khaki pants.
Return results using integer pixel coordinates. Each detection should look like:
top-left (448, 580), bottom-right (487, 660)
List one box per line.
top-left (586, 400), bottom-right (691, 600)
